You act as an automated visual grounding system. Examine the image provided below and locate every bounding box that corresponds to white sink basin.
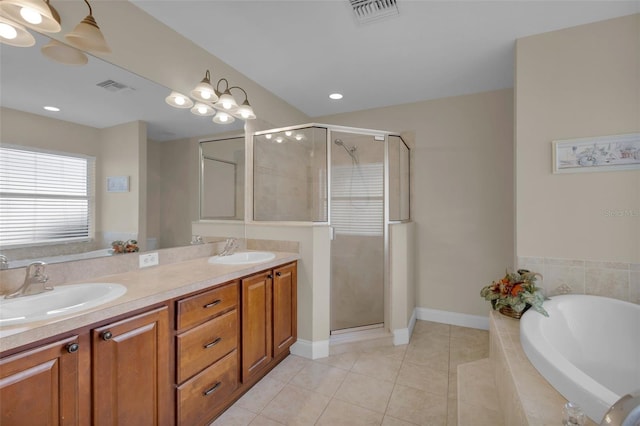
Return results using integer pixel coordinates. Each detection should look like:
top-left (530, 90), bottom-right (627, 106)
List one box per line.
top-left (0, 283), bottom-right (127, 326)
top-left (208, 251), bottom-right (276, 265)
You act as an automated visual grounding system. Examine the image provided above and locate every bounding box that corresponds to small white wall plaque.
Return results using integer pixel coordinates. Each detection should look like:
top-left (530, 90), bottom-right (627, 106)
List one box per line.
top-left (107, 176), bottom-right (130, 192)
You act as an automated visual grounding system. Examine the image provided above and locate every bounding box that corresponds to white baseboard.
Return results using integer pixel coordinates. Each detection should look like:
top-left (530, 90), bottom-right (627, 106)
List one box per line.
top-left (415, 307), bottom-right (489, 330)
top-left (392, 308), bottom-right (417, 345)
top-left (290, 339), bottom-right (329, 360)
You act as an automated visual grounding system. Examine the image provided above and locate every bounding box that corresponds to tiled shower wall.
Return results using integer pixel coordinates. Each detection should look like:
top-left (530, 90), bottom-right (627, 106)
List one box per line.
top-left (517, 257), bottom-right (640, 304)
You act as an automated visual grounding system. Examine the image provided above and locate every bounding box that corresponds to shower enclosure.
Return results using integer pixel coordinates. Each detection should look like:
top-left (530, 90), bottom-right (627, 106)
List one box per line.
top-left (253, 124), bottom-right (410, 334)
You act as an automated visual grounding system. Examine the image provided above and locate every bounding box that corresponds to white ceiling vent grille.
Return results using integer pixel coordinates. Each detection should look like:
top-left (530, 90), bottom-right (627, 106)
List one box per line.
top-left (96, 79), bottom-right (134, 93)
top-left (349, 0), bottom-right (398, 24)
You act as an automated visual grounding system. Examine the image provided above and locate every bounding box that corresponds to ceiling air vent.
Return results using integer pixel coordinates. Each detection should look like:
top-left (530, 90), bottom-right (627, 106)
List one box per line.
top-left (349, 0), bottom-right (398, 24)
top-left (96, 79), bottom-right (134, 93)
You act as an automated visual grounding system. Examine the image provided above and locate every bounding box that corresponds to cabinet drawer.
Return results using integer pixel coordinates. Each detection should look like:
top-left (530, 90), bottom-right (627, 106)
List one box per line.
top-left (177, 349), bottom-right (238, 426)
top-left (176, 309), bottom-right (238, 383)
top-left (176, 281), bottom-right (238, 330)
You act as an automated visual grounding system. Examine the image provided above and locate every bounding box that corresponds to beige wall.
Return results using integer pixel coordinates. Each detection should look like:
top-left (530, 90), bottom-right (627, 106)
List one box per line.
top-left (318, 89), bottom-right (515, 317)
top-left (516, 14), bottom-right (639, 264)
top-left (99, 121), bottom-right (146, 245)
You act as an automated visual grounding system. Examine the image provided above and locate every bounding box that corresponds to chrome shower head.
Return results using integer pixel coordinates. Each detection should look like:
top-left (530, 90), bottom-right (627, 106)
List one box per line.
top-left (334, 139), bottom-right (344, 146)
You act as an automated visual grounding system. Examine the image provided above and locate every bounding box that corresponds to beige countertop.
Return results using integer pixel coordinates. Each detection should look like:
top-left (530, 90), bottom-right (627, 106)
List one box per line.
top-left (0, 252), bottom-right (299, 353)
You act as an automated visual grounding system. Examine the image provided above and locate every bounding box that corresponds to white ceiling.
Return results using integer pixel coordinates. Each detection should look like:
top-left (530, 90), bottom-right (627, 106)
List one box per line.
top-left (132, 0), bottom-right (639, 118)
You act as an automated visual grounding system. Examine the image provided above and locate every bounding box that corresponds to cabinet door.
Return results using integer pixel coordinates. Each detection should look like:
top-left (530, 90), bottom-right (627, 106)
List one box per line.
top-left (92, 307), bottom-right (170, 426)
top-left (241, 271), bottom-right (272, 382)
top-left (0, 336), bottom-right (80, 426)
top-left (273, 263), bottom-right (297, 358)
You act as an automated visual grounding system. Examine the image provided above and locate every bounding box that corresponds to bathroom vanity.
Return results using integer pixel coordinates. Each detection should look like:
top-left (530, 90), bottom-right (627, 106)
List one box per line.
top-left (0, 254), bottom-right (298, 426)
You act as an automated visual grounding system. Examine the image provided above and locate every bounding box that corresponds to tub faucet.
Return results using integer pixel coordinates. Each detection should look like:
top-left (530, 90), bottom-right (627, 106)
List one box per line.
top-left (219, 238), bottom-right (238, 256)
top-left (4, 261), bottom-right (52, 299)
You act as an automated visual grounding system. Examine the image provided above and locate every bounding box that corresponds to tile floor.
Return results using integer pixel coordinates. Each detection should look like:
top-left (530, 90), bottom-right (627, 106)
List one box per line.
top-left (211, 320), bottom-right (490, 426)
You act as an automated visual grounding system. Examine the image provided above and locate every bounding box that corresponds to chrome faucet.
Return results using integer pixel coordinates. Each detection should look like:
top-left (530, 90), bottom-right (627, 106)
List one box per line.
top-left (4, 261), bottom-right (52, 299)
top-left (219, 238), bottom-right (238, 256)
top-left (0, 255), bottom-right (8, 270)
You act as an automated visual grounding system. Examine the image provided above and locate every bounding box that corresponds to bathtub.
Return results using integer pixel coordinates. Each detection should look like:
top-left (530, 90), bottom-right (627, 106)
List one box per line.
top-left (520, 294), bottom-right (640, 424)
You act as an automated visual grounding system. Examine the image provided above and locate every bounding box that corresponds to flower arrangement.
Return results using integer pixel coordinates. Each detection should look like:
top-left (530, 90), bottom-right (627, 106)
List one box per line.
top-left (480, 269), bottom-right (548, 317)
top-left (111, 239), bottom-right (139, 254)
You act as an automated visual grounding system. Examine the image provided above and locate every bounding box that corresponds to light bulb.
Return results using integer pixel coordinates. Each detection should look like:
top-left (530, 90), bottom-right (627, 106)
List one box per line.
top-left (241, 110), bottom-right (250, 119)
top-left (285, 131), bottom-right (292, 137)
top-left (222, 100), bottom-right (232, 109)
top-left (295, 134), bottom-right (303, 141)
top-left (198, 105), bottom-right (207, 114)
top-left (201, 91), bottom-right (211, 100)
top-left (0, 23), bottom-right (17, 39)
top-left (329, 93), bottom-right (343, 100)
top-left (265, 134), bottom-right (272, 140)
top-left (20, 7), bottom-right (42, 24)
top-left (175, 96), bottom-right (185, 106)
top-left (218, 113), bottom-right (228, 122)
top-left (275, 137), bottom-right (284, 143)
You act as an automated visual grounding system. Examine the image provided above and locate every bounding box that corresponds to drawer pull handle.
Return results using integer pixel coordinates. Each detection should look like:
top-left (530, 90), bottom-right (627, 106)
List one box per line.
top-left (204, 337), bottom-right (222, 349)
top-left (101, 331), bottom-right (113, 341)
top-left (203, 382), bottom-right (221, 396)
top-left (267, 274), bottom-right (273, 279)
top-left (276, 272), bottom-right (282, 277)
top-left (203, 299), bottom-right (221, 309)
top-left (66, 343), bottom-right (79, 353)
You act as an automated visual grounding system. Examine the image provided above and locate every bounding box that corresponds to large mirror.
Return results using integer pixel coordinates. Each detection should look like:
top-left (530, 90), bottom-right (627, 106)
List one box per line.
top-left (0, 32), bottom-right (245, 268)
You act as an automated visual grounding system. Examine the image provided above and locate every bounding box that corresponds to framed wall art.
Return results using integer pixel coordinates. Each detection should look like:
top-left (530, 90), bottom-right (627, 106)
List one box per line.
top-left (552, 133), bottom-right (640, 174)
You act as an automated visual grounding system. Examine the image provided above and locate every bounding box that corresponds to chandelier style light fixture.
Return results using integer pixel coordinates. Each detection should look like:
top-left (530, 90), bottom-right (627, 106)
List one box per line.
top-left (166, 69), bottom-right (257, 125)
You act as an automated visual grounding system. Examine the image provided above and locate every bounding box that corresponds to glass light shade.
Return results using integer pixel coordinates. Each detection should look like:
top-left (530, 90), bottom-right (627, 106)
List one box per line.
top-left (190, 74), bottom-right (218, 103)
top-left (213, 91), bottom-right (238, 112)
top-left (190, 102), bottom-right (215, 117)
top-left (0, 16), bottom-right (35, 47)
top-left (41, 39), bottom-right (88, 65)
top-left (0, 0), bottom-right (61, 33)
top-left (212, 111), bottom-right (235, 124)
top-left (165, 91), bottom-right (193, 109)
top-left (233, 101), bottom-right (256, 120)
top-left (65, 14), bottom-right (111, 54)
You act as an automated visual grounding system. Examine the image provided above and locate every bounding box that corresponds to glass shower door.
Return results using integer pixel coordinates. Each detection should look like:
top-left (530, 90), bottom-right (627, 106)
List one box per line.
top-left (330, 131), bottom-right (385, 333)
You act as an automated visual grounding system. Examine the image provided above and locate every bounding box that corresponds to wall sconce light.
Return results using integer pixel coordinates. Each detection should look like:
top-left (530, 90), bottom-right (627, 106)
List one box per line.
top-left (190, 70), bottom-right (218, 103)
top-left (0, 0), bottom-right (61, 33)
top-left (165, 91), bottom-right (193, 109)
top-left (65, 0), bottom-right (111, 54)
top-left (166, 69), bottom-right (256, 124)
top-left (191, 102), bottom-right (216, 117)
top-left (0, 15), bottom-right (35, 46)
top-left (212, 111), bottom-right (235, 124)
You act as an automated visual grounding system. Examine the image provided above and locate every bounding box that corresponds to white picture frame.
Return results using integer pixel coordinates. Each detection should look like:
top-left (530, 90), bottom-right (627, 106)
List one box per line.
top-left (106, 176), bottom-right (130, 192)
top-left (552, 133), bottom-right (640, 174)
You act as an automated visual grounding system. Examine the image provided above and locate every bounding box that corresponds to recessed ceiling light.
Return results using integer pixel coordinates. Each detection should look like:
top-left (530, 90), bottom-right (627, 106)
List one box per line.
top-left (329, 93), bottom-right (343, 100)
top-left (44, 106), bottom-right (60, 112)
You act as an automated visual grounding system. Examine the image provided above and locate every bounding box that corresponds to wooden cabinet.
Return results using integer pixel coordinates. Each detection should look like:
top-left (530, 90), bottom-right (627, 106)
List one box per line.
top-left (0, 336), bottom-right (80, 426)
top-left (0, 260), bottom-right (297, 426)
top-left (175, 281), bottom-right (239, 425)
top-left (92, 307), bottom-right (170, 426)
top-left (273, 263), bottom-right (297, 358)
top-left (241, 271), bottom-right (273, 382)
top-left (241, 262), bottom-right (297, 381)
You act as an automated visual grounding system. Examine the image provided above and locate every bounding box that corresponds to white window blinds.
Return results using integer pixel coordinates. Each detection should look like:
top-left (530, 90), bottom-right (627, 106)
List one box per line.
top-left (331, 163), bottom-right (384, 236)
top-left (0, 146), bottom-right (95, 247)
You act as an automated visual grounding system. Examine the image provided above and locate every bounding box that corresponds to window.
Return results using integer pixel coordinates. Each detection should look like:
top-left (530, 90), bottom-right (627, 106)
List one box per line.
top-left (0, 145), bottom-right (95, 247)
top-left (331, 163), bottom-right (384, 236)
